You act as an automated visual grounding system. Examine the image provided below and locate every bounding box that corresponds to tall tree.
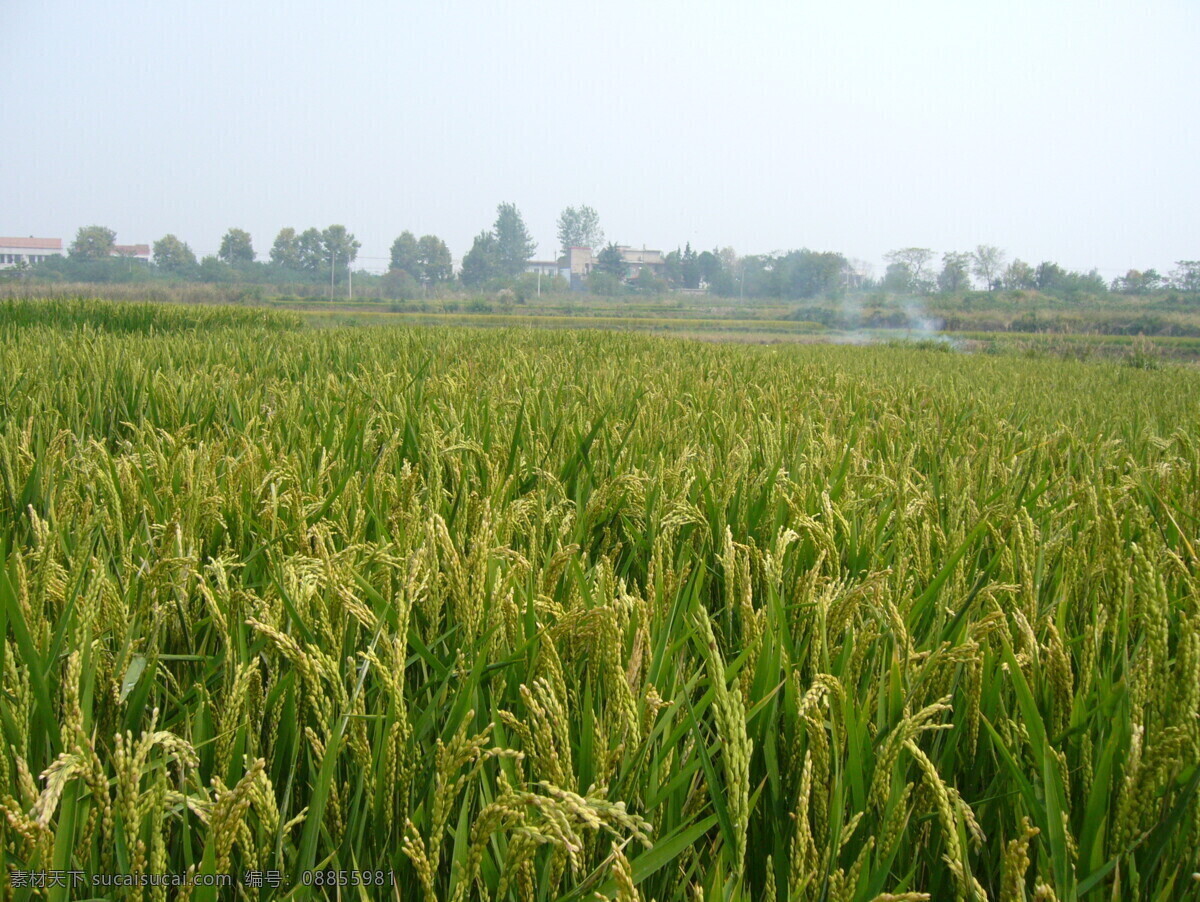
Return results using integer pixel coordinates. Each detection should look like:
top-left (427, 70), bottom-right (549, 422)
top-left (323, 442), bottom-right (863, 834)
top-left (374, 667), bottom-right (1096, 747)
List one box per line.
top-left (883, 262), bottom-right (915, 293)
top-left (594, 243), bottom-right (626, 278)
top-left (320, 225), bottom-right (361, 286)
top-left (1111, 269), bottom-right (1163, 293)
top-left (663, 249), bottom-right (683, 286)
top-left (198, 255), bottom-right (233, 283)
top-left (845, 259), bottom-right (874, 291)
top-left (884, 248), bottom-right (934, 292)
top-left (775, 249), bottom-right (848, 299)
top-left (1033, 262), bottom-right (1106, 298)
top-left (1035, 261), bottom-right (1065, 291)
top-left (697, 250), bottom-right (722, 286)
top-left (460, 231), bottom-right (502, 287)
top-left (738, 254), bottom-right (774, 297)
top-left (69, 225), bottom-right (116, 259)
top-left (297, 228), bottom-right (326, 274)
top-left (153, 234), bottom-right (197, 273)
top-left (269, 228), bottom-right (303, 270)
top-left (556, 205), bottom-right (604, 257)
top-left (390, 231), bottom-right (421, 279)
top-left (938, 252), bottom-right (972, 293)
top-left (1003, 259), bottom-right (1036, 290)
top-left (218, 228), bottom-right (255, 264)
top-left (322, 225), bottom-right (360, 266)
top-left (971, 245), bottom-right (1006, 291)
top-left (1171, 260), bottom-right (1200, 293)
top-left (493, 203), bottom-right (536, 276)
top-left (418, 235), bottom-right (453, 283)
top-left (681, 243), bottom-right (700, 289)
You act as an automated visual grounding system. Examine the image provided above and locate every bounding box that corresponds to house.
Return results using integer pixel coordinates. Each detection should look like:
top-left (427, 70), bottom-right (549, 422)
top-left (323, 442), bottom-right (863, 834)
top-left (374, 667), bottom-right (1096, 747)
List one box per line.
top-left (616, 246), bottom-right (665, 275)
top-left (111, 244), bottom-right (151, 263)
top-left (524, 259), bottom-right (569, 279)
top-left (566, 245), bottom-right (666, 290)
top-left (567, 247), bottom-right (593, 290)
top-left (0, 237), bottom-right (64, 268)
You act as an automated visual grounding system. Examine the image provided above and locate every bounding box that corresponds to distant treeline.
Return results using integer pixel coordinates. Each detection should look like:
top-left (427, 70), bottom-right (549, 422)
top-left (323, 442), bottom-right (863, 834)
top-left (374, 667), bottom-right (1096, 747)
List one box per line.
top-left (10, 218), bottom-right (1199, 305)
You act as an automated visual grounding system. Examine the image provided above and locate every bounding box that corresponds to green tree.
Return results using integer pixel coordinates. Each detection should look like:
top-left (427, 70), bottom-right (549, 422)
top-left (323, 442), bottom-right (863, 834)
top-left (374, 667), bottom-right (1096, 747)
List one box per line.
top-left (595, 243), bottom-right (626, 279)
top-left (775, 249), bottom-right (848, 299)
top-left (1003, 259), bottom-right (1036, 290)
top-left (663, 250), bottom-right (683, 287)
top-left (556, 205), bottom-right (604, 257)
top-left (198, 255), bottom-right (234, 283)
top-left (697, 250), bottom-right (722, 287)
top-left (1111, 269), bottom-right (1163, 294)
top-left (587, 271), bottom-right (623, 296)
top-left (1034, 263), bottom-right (1107, 300)
top-left (971, 245), bottom-right (1006, 291)
top-left (883, 262), bottom-right (915, 293)
top-left (269, 228), bottom-right (303, 270)
top-left (461, 231), bottom-right (502, 287)
top-left (493, 203), bottom-right (537, 276)
top-left (319, 225), bottom-right (360, 289)
top-left (382, 268), bottom-right (421, 300)
top-left (884, 248), bottom-right (934, 292)
top-left (69, 225), bottom-right (116, 259)
top-left (846, 259), bottom-right (873, 291)
top-left (681, 243), bottom-right (700, 289)
top-left (707, 268), bottom-right (736, 296)
top-left (632, 266), bottom-right (668, 295)
top-left (1171, 261), bottom-right (1200, 293)
top-left (938, 252), bottom-right (972, 293)
top-left (738, 255), bottom-right (774, 298)
top-left (1035, 261), bottom-right (1065, 291)
top-left (321, 225), bottom-right (360, 284)
top-left (418, 235), bottom-right (453, 284)
top-left (218, 228), bottom-right (255, 264)
top-left (153, 234), bottom-right (197, 274)
top-left (390, 231), bottom-right (421, 279)
top-left (297, 229), bottom-right (326, 274)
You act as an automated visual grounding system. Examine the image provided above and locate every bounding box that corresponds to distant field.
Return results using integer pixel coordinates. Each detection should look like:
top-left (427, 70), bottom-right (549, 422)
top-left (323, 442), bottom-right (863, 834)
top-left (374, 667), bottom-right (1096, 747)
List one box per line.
top-left (954, 330), bottom-right (1200, 361)
top-left (296, 306), bottom-right (1200, 362)
top-left (6, 279), bottom-right (1200, 343)
top-left (2, 298), bottom-right (1199, 900)
top-left (301, 307), bottom-right (829, 336)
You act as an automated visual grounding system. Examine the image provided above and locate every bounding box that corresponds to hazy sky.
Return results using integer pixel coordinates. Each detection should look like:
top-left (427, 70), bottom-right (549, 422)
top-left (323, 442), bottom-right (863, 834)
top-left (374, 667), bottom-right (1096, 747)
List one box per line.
top-left (2, 0), bottom-right (1197, 277)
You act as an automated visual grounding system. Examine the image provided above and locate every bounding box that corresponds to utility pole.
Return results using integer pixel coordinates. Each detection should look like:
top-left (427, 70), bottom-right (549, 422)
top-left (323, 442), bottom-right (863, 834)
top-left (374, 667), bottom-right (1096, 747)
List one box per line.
top-left (330, 250), bottom-right (336, 301)
top-left (348, 262), bottom-right (352, 300)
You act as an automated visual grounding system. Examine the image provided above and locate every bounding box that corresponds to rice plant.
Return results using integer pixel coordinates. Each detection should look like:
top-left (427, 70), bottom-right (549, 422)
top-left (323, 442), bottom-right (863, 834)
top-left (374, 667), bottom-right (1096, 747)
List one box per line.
top-left (1, 298), bottom-right (1198, 900)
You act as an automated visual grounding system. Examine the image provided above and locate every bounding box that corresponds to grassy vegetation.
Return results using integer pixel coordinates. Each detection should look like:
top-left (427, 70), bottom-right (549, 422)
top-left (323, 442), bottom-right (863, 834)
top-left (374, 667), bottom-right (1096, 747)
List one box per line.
top-left (954, 332), bottom-right (1200, 364)
top-left (2, 299), bottom-right (1199, 900)
top-left (5, 279), bottom-right (1200, 340)
top-left (0, 297), bottom-right (303, 335)
top-left (301, 308), bottom-right (828, 337)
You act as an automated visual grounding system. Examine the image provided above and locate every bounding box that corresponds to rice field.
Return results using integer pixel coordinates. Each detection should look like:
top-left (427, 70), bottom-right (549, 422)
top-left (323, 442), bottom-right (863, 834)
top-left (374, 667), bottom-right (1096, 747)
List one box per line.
top-left (1, 299), bottom-right (1199, 901)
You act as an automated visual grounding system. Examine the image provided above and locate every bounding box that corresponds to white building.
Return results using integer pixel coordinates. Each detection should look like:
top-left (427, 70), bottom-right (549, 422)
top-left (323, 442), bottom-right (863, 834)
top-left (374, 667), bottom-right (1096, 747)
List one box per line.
top-left (566, 245), bottom-right (667, 290)
top-left (111, 244), bottom-right (151, 263)
top-left (524, 259), bottom-right (568, 278)
top-left (0, 237), bottom-right (64, 268)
